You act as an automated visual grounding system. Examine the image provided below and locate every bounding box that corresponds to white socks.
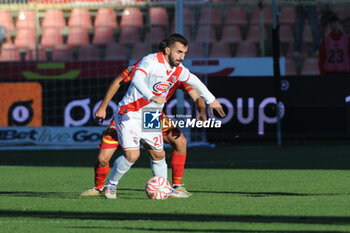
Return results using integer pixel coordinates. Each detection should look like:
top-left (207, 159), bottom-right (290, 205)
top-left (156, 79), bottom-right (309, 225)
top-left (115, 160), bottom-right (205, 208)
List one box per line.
top-left (151, 158), bottom-right (168, 180)
top-left (107, 155), bottom-right (134, 186)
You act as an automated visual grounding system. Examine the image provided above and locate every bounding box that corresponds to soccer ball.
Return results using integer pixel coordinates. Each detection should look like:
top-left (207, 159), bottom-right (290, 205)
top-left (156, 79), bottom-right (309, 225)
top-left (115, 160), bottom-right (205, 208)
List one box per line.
top-left (145, 176), bottom-right (172, 200)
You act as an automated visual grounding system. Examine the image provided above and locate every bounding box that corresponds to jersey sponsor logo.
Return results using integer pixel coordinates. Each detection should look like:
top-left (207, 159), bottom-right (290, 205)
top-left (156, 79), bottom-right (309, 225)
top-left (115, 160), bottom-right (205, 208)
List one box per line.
top-left (152, 81), bottom-right (171, 94)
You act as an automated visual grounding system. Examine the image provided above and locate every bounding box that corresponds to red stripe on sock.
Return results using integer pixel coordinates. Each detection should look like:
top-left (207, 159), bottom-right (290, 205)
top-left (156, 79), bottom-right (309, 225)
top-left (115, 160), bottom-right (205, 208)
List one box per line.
top-left (171, 152), bottom-right (186, 185)
top-left (94, 164), bottom-right (109, 190)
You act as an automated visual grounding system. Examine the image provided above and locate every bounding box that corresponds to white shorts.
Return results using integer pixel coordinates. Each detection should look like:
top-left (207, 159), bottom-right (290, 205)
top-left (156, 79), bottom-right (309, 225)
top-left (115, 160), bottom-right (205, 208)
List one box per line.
top-left (115, 112), bottom-right (163, 152)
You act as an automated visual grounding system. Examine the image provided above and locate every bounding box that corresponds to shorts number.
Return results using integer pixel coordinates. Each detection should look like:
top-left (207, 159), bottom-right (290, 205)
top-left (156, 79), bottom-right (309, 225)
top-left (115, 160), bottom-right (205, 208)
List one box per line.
top-left (153, 135), bottom-right (162, 147)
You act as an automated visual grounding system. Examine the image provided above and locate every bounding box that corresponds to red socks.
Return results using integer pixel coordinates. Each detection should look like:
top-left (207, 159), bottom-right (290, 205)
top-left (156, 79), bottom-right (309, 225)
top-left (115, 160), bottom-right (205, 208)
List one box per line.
top-left (94, 164), bottom-right (110, 190)
top-left (171, 152), bottom-right (187, 186)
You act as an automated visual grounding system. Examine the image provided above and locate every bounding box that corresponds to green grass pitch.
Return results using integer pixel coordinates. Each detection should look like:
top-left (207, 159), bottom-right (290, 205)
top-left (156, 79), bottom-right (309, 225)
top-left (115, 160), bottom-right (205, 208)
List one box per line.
top-left (1, 141), bottom-right (350, 232)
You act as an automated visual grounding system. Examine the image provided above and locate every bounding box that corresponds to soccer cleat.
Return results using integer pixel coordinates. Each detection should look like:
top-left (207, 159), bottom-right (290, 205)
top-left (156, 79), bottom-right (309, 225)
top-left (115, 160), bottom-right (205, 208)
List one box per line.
top-left (104, 184), bottom-right (117, 199)
top-left (173, 185), bottom-right (192, 196)
top-left (80, 187), bottom-right (103, 196)
top-left (169, 188), bottom-right (189, 198)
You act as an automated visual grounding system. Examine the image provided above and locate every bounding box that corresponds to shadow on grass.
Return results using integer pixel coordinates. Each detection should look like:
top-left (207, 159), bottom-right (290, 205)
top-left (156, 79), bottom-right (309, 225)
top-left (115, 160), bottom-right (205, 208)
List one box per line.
top-left (0, 190), bottom-right (348, 199)
top-left (65, 226), bottom-right (350, 233)
top-left (1, 209), bottom-right (350, 225)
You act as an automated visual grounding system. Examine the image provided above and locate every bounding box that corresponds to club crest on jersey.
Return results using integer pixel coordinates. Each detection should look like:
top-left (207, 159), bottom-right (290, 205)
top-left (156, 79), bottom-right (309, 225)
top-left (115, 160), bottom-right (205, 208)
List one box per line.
top-left (152, 81), bottom-right (171, 94)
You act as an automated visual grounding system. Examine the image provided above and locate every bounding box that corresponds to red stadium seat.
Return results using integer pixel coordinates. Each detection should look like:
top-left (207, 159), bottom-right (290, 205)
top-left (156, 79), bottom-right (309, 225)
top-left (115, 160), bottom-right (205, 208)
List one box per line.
top-left (279, 25), bottom-right (294, 44)
top-left (302, 24), bottom-right (314, 44)
top-left (94, 8), bottom-right (118, 29)
top-left (41, 28), bottom-right (63, 49)
top-left (150, 26), bottom-right (166, 45)
top-left (221, 25), bottom-right (242, 44)
top-left (14, 28), bottom-right (36, 49)
top-left (279, 7), bottom-right (295, 26)
top-left (16, 10), bottom-right (36, 29)
top-left (26, 45), bottom-right (46, 61)
top-left (0, 10), bottom-right (14, 31)
top-left (284, 58), bottom-right (297, 75)
top-left (150, 7), bottom-right (168, 28)
top-left (105, 43), bottom-right (127, 60)
top-left (198, 7), bottom-right (222, 26)
top-left (131, 42), bottom-right (149, 60)
top-left (119, 27), bottom-right (140, 45)
top-left (80, 45), bottom-right (100, 60)
top-left (68, 8), bottom-right (92, 30)
top-left (42, 9), bottom-right (65, 30)
top-left (236, 41), bottom-right (257, 57)
top-left (246, 25), bottom-right (267, 43)
top-left (186, 43), bottom-right (204, 58)
top-left (0, 42), bottom-right (20, 61)
top-left (301, 58), bottom-right (320, 75)
top-left (250, 7), bottom-right (273, 25)
top-left (93, 27), bottom-right (114, 45)
top-left (52, 44), bottom-right (72, 61)
top-left (209, 42), bottom-right (231, 57)
top-left (67, 27), bottom-right (89, 48)
top-left (120, 8), bottom-right (143, 28)
top-left (195, 25), bottom-right (217, 43)
top-left (224, 7), bottom-right (248, 26)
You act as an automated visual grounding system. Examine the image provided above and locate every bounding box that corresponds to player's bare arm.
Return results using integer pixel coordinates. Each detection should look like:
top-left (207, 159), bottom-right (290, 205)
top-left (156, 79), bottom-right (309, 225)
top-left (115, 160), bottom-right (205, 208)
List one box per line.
top-left (95, 75), bottom-right (124, 122)
top-left (150, 95), bottom-right (167, 104)
top-left (209, 99), bottom-right (226, 118)
top-left (187, 90), bottom-right (207, 121)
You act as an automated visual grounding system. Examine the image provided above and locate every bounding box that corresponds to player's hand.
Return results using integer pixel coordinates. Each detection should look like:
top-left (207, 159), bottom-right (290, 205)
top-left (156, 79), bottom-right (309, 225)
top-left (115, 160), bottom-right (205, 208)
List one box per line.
top-left (95, 107), bottom-right (106, 124)
top-left (151, 96), bottom-right (167, 104)
top-left (209, 99), bottom-right (226, 118)
top-left (196, 108), bottom-right (208, 121)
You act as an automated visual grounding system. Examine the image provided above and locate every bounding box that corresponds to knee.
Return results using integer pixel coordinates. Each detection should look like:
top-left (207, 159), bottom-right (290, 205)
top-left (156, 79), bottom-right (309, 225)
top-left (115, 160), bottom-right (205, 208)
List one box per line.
top-left (174, 135), bottom-right (187, 150)
top-left (125, 150), bottom-right (140, 163)
top-left (97, 155), bottom-right (110, 167)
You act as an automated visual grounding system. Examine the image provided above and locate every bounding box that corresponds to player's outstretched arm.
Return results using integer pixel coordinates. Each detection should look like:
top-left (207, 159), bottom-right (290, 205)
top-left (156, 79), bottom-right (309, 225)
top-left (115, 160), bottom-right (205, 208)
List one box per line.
top-left (95, 75), bottom-right (124, 123)
top-left (187, 90), bottom-right (207, 121)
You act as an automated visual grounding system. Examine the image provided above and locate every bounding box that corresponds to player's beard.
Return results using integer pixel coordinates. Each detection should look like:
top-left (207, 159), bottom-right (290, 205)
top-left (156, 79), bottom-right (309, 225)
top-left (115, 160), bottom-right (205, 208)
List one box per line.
top-left (169, 54), bottom-right (182, 67)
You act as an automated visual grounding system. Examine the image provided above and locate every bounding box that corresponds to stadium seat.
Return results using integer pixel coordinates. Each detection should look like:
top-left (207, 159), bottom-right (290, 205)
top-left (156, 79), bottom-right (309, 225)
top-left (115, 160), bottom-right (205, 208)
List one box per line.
top-left (120, 8), bottom-right (143, 28)
top-left (220, 25), bottom-right (242, 44)
top-left (93, 26), bottom-right (114, 45)
top-left (130, 42), bottom-right (149, 60)
top-left (279, 25), bottom-right (294, 44)
top-left (67, 27), bottom-right (89, 48)
top-left (246, 25), bottom-right (268, 43)
top-left (285, 58), bottom-right (297, 75)
top-left (300, 57), bottom-right (320, 75)
top-left (42, 9), bottom-right (65, 30)
top-left (301, 24), bottom-right (314, 44)
top-left (105, 43), bottom-right (127, 60)
top-left (195, 25), bottom-right (217, 43)
top-left (68, 8), bottom-right (92, 30)
top-left (150, 7), bottom-right (168, 28)
top-left (16, 10), bottom-right (36, 29)
top-left (250, 7), bottom-right (273, 25)
top-left (171, 25), bottom-right (192, 41)
top-left (0, 10), bottom-right (14, 31)
top-left (14, 28), bottom-right (36, 49)
top-left (80, 45), bottom-right (100, 60)
top-left (41, 28), bottom-right (63, 49)
top-left (0, 42), bottom-right (20, 61)
top-left (186, 43), bottom-right (204, 58)
top-left (279, 7), bottom-right (295, 26)
top-left (94, 8), bottom-right (118, 29)
top-left (52, 44), bottom-right (72, 61)
top-left (224, 7), bottom-right (248, 26)
top-left (209, 42), bottom-right (231, 57)
top-left (26, 45), bottom-right (46, 61)
top-left (150, 26), bottom-right (166, 45)
top-left (331, 6), bottom-right (350, 20)
top-left (119, 27), bottom-right (140, 45)
top-left (198, 7), bottom-right (222, 26)
top-left (236, 41), bottom-right (257, 57)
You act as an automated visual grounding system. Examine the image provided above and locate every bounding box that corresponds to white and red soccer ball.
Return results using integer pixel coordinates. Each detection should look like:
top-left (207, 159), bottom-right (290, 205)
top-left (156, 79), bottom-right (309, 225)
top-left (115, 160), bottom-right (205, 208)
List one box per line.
top-left (145, 176), bottom-right (172, 200)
